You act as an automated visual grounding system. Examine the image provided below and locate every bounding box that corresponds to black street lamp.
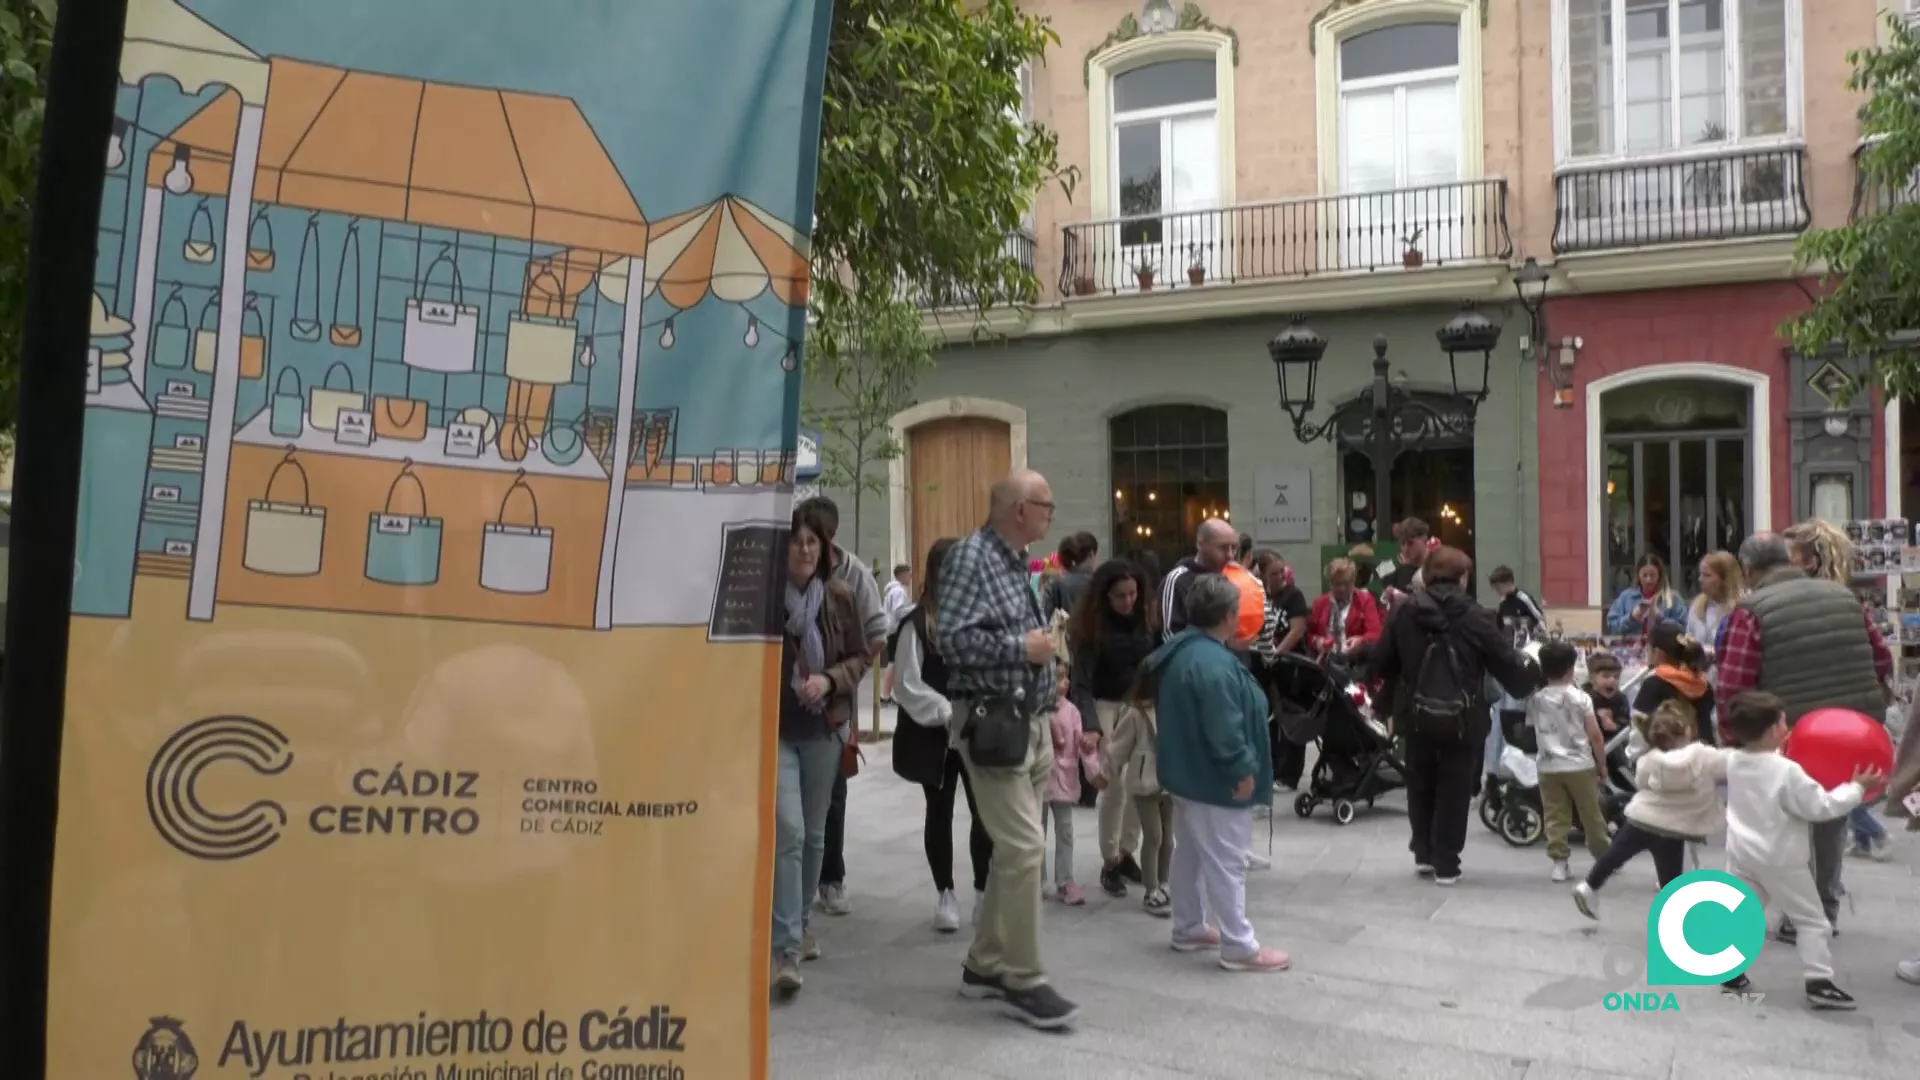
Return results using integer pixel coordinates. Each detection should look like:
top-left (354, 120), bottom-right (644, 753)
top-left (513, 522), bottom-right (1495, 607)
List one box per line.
top-left (1513, 256), bottom-right (1571, 404)
top-left (1268, 306), bottom-right (1502, 545)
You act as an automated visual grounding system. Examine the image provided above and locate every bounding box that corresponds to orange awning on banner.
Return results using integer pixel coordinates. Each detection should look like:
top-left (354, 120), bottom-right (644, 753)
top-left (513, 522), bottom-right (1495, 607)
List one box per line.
top-left (148, 58), bottom-right (648, 256)
top-left (644, 195), bottom-right (808, 310)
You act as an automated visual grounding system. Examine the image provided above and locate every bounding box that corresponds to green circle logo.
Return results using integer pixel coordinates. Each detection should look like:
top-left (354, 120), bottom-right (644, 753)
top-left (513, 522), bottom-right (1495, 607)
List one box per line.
top-left (1645, 869), bottom-right (1767, 986)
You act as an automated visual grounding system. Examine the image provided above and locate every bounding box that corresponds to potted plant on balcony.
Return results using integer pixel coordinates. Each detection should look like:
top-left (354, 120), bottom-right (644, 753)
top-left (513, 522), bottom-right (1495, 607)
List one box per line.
top-left (1133, 255), bottom-right (1157, 291)
top-left (1400, 226), bottom-right (1425, 269)
top-left (1186, 243), bottom-right (1206, 287)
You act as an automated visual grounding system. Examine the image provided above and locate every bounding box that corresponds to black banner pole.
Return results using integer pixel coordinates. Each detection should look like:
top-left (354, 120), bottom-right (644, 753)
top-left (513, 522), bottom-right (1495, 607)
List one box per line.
top-left (0, 0), bottom-right (130, 1076)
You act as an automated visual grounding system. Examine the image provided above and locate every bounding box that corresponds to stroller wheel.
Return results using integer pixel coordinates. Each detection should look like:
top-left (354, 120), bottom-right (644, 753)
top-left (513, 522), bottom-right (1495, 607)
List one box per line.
top-left (1478, 790), bottom-right (1502, 834)
top-left (1293, 794), bottom-right (1316, 819)
top-left (1333, 799), bottom-right (1357, 825)
top-left (1498, 801), bottom-right (1544, 847)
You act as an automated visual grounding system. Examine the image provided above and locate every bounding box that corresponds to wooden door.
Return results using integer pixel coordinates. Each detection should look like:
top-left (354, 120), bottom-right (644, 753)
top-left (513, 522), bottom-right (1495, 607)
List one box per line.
top-left (908, 418), bottom-right (1012, 588)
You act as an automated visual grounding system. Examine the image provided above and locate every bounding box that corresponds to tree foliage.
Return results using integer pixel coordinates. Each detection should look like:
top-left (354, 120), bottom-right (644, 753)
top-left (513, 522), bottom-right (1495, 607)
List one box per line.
top-left (0, 0), bottom-right (55, 440)
top-left (1786, 14), bottom-right (1920, 400)
top-left (802, 288), bottom-right (932, 546)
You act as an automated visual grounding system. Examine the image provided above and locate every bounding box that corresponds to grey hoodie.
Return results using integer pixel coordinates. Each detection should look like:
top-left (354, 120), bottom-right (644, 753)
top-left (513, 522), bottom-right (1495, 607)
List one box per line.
top-left (831, 543), bottom-right (888, 644)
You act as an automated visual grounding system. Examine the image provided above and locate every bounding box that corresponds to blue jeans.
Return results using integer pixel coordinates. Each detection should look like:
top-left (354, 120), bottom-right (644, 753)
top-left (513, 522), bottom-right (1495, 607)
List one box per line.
top-left (1850, 803), bottom-right (1887, 848)
top-left (772, 733), bottom-right (843, 961)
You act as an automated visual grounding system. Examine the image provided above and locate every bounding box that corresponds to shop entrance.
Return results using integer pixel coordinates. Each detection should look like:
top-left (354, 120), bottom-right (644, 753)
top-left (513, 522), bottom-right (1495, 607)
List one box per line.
top-left (1600, 378), bottom-right (1751, 599)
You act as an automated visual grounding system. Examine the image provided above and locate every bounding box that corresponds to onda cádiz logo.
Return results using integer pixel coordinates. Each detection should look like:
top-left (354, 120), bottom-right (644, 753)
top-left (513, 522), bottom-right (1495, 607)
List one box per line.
top-left (146, 716), bottom-right (294, 861)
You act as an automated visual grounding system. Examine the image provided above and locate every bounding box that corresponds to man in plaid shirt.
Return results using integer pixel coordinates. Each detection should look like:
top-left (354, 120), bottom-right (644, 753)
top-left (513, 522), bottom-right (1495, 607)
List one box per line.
top-left (936, 469), bottom-right (1096, 1030)
top-left (1718, 532), bottom-right (1891, 940)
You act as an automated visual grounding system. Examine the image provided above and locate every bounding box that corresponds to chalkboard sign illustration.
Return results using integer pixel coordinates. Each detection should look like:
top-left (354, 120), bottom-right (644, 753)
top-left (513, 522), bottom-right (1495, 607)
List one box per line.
top-left (709, 521), bottom-right (786, 642)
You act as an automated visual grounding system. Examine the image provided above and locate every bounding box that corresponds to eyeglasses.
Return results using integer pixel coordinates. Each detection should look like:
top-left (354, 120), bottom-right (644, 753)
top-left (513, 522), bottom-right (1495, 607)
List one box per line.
top-left (1022, 499), bottom-right (1056, 513)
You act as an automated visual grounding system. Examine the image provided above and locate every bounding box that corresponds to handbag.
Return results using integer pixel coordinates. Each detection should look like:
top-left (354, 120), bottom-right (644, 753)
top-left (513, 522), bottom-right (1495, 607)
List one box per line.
top-left (308, 362), bottom-right (365, 432)
top-left (403, 246), bottom-right (479, 372)
top-left (329, 220), bottom-right (363, 348)
top-left (960, 689), bottom-right (1035, 769)
top-left (841, 731), bottom-right (863, 778)
top-left (289, 213), bottom-right (322, 341)
top-left (244, 449), bottom-right (326, 577)
top-left (365, 461), bottom-right (443, 587)
top-left (480, 470), bottom-right (553, 595)
top-left (192, 293), bottom-right (221, 373)
top-left (246, 207), bottom-right (276, 272)
top-left (506, 271), bottom-right (577, 384)
top-left (183, 198), bottom-right (216, 264)
top-left (373, 396), bottom-right (428, 442)
top-left (269, 368), bottom-right (303, 438)
top-left (239, 293), bottom-right (268, 379)
top-left (148, 285), bottom-right (191, 370)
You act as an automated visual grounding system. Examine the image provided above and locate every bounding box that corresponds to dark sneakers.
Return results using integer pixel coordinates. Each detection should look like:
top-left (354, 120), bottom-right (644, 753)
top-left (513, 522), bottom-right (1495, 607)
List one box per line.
top-left (1721, 974), bottom-right (1751, 994)
top-left (1000, 983), bottom-right (1080, 1030)
top-left (1099, 862), bottom-right (1127, 897)
top-left (1805, 979), bottom-right (1857, 1010)
top-left (1116, 854), bottom-right (1145, 884)
top-left (959, 965), bottom-right (1005, 1000)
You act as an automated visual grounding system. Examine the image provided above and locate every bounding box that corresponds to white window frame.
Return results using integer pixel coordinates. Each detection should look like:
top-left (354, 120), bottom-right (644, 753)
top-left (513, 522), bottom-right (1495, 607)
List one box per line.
top-left (1086, 31), bottom-right (1237, 220)
top-left (1334, 24), bottom-right (1469, 269)
top-left (1014, 62), bottom-right (1035, 232)
top-left (1336, 56), bottom-right (1463, 193)
top-left (1551, 0), bottom-right (1804, 168)
top-left (1107, 62), bottom-right (1221, 286)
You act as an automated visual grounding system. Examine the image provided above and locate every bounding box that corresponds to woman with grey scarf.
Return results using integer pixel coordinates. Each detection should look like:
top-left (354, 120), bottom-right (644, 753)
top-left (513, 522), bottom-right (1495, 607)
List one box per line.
top-left (773, 504), bottom-right (871, 998)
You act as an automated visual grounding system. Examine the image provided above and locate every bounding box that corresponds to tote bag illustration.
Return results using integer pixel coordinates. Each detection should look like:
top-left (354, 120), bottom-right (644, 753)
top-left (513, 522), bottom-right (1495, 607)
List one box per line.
top-left (246, 207), bottom-right (276, 272)
top-left (505, 270), bottom-right (577, 384)
top-left (403, 248), bottom-right (479, 373)
top-left (365, 461), bottom-right (443, 587)
top-left (270, 368), bottom-right (304, 438)
top-left (148, 285), bottom-right (191, 370)
top-left (308, 361), bottom-right (365, 432)
top-left (374, 396), bottom-right (428, 442)
top-left (330, 220), bottom-right (364, 348)
top-left (192, 293), bottom-right (221, 373)
top-left (183, 198), bottom-right (216, 265)
top-left (244, 450), bottom-right (326, 577)
top-left (289, 213), bottom-right (323, 342)
top-left (481, 471), bottom-right (554, 595)
top-left (240, 293), bottom-right (268, 379)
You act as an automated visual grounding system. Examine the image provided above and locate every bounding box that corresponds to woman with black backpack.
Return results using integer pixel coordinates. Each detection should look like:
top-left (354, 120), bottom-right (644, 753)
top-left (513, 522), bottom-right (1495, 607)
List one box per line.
top-left (1370, 545), bottom-right (1538, 885)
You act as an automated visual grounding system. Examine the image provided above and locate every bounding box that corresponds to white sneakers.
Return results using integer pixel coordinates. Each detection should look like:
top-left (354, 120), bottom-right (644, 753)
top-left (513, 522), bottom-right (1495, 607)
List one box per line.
top-left (1550, 860), bottom-right (1570, 883)
top-left (934, 889), bottom-right (961, 933)
top-left (817, 882), bottom-right (851, 916)
top-left (1896, 958), bottom-right (1920, 986)
top-left (1571, 882), bottom-right (1598, 920)
top-left (1245, 850), bottom-right (1272, 871)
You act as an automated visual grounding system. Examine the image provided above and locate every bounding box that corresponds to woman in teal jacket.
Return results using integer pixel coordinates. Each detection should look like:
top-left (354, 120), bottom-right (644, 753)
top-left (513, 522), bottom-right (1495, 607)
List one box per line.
top-left (1139, 572), bottom-right (1289, 973)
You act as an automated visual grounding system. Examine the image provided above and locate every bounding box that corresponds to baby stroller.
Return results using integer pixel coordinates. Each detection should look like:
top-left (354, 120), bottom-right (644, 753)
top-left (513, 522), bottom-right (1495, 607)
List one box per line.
top-left (1482, 706), bottom-right (1637, 846)
top-left (1271, 653), bottom-right (1406, 825)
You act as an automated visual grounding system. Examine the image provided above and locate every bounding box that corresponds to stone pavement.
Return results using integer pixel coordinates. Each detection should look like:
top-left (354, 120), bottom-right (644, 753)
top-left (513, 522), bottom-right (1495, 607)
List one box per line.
top-left (771, 739), bottom-right (1920, 1080)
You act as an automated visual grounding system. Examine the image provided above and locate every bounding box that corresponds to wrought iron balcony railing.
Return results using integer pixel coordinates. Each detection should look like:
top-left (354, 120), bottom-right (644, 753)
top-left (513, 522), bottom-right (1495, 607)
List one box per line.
top-left (906, 228), bottom-right (1038, 310)
top-left (1552, 145), bottom-right (1809, 254)
top-left (1850, 138), bottom-right (1919, 222)
top-left (1057, 179), bottom-right (1511, 298)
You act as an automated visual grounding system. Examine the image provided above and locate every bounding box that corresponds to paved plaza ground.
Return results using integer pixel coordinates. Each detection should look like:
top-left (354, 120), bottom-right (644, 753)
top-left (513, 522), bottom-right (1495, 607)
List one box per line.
top-left (771, 732), bottom-right (1920, 1080)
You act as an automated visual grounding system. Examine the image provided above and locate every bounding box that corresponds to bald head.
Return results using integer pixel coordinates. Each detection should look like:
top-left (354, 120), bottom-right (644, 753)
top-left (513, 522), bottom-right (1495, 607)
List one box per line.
top-left (1195, 518), bottom-right (1236, 571)
top-left (988, 469), bottom-right (1054, 546)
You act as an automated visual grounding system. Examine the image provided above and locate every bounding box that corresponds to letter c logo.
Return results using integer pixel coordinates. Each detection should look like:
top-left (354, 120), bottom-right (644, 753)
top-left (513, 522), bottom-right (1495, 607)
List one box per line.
top-left (1657, 879), bottom-right (1748, 979)
top-left (146, 716), bottom-right (293, 861)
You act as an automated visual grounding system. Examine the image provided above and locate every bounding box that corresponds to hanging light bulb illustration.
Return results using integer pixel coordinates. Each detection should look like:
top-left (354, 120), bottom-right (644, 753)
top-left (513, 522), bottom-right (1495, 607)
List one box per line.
top-left (578, 337), bottom-right (596, 368)
top-left (163, 146), bottom-right (194, 195)
top-left (659, 318), bottom-right (676, 349)
top-left (106, 119), bottom-right (127, 170)
top-left (744, 314), bottom-right (760, 348)
top-left (781, 347), bottom-right (797, 372)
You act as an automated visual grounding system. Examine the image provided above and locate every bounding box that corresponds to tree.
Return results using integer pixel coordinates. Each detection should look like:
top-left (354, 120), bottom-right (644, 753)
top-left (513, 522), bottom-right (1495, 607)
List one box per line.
top-left (1785, 14), bottom-right (1920, 399)
top-left (802, 288), bottom-right (932, 548)
top-left (0, 0), bottom-right (55, 444)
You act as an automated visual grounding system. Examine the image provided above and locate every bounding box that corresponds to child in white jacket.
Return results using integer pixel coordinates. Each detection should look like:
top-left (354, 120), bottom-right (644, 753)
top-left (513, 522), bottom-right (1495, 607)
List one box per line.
top-left (1720, 692), bottom-right (1884, 1010)
top-left (1572, 701), bottom-right (1727, 918)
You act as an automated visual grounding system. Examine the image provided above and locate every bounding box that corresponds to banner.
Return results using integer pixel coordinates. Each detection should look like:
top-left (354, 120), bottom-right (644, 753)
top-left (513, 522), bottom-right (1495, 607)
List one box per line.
top-left (52, 1), bottom-right (829, 1077)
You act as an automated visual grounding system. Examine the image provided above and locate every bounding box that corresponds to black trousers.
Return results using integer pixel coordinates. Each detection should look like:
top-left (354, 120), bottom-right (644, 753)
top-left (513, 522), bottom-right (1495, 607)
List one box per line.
top-left (1260, 668), bottom-right (1306, 789)
top-left (1404, 733), bottom-right (1481, 877)
top-left (822, 770), bottom-right (847, 886)
top-left (1586, 822), bottom-right (1686, 890)
top-left (924, 749), bottom-right (993, 893)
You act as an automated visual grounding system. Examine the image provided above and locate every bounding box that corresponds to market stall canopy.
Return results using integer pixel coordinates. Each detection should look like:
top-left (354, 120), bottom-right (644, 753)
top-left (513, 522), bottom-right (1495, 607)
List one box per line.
top-left (121, 0), bottom-right (270, 105)
top-left (147, 59), bottom-right (648, 256)
top-left (636, 196), bottom-right (808, 311)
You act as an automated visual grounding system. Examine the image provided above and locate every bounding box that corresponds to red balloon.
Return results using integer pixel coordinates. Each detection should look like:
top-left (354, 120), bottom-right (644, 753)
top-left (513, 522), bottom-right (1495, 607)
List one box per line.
top-left (1783, 708), bottom-right (1895, 793)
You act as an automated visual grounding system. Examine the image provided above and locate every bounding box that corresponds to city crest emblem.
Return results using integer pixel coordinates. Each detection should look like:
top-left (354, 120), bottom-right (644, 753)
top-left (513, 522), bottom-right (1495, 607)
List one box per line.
top-left (132, 1016), bottom-right (199, 1080)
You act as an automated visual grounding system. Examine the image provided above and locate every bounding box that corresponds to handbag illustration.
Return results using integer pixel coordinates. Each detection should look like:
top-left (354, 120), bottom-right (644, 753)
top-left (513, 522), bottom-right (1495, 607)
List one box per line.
top-left (148, 285), bottom-right (191, 370)
top-left (505, 270), bottom-right (577, 385)
top-left (308, 361), bottom-right (365, 432)
top-left (365, 460), bottom-right (443, 587)
top-left (240, 293), bottom-right (268, 379)
top-left (329, 219), bottom-right (363, 348)
top-left (246, 207), bottom-right (276, 272)
top-left (373, 395), bottom-right (428, 442)
top-left (480, 470), bottom-right (554, 595)
top-left (289, 213), bottom-right (322, 341)
top-left (244, 448), bottom-right (326, 577)
top-left (269, 368), bottom-right (304, 438)
top-left (183, 198), bottom-right (216, 265)
top-left (402, 246), bottom-right (479, 373)
top-left (192, 292), bottom-right (221, 373)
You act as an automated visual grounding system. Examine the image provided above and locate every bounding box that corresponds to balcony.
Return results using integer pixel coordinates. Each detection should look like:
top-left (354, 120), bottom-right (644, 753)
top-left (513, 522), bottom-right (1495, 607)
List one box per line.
top-left (1057, 180), bottom-right (1512, 299)
top-left (907, 228), bottom-right (1038, 310)
top-left (1552, 146), bottom-right (1809, 255)
top-left (1850, 138), bottom-right (1918, 222)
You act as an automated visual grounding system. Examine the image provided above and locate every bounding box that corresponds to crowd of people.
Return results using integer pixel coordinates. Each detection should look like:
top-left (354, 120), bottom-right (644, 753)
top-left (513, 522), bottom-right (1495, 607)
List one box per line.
top-left (769, 480), bottom-right (1920, 1030)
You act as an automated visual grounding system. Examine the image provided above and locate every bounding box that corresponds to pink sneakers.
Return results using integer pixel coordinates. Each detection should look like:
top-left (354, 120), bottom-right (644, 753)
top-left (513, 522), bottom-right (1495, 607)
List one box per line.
top-left (1057, 881), bottom-right (1087, 906)
top-left (1220, 947), bottom-right (1291, 973)
top-left (1170, 927), bottom-right (1222, 953)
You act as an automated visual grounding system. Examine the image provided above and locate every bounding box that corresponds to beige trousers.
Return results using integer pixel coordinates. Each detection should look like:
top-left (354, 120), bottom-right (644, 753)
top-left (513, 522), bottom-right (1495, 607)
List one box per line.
top-left (957, 705), bottom-right (1053, 991)
top-left (1094, 700), bottom-right (1143, 862)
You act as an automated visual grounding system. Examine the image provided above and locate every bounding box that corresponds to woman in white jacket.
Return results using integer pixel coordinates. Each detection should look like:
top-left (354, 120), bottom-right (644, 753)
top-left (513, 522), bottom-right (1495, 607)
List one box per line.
top-left (1572, 701), bottom-right (1728, 918)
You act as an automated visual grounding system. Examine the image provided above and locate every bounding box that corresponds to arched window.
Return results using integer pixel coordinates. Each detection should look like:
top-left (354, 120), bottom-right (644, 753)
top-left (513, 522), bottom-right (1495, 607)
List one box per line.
top-left (1110, 404), bottom-right (1230, 571)
top-left (1338, 21), bottom-right (1463, 265)
top-left (1112, 59), bottom-right (1220, 286)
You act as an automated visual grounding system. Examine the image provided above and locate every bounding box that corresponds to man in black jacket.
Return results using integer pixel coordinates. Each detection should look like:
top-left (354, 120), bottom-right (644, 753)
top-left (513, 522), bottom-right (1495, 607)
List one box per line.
top-left (1159, 518), bottom-right (1236, 642)
top-left (1371, 545), bottom-right (1538, 885)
